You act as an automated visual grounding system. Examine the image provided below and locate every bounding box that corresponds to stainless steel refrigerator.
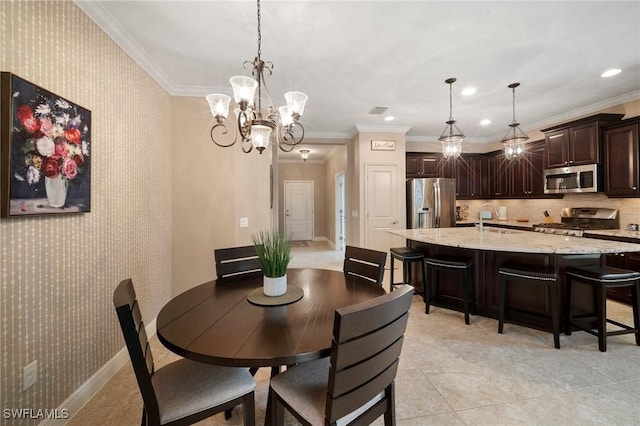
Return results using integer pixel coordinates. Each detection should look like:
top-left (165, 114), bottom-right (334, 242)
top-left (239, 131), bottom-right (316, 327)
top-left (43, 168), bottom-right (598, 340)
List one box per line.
top-left (407, 178), bottom-right (456, 228)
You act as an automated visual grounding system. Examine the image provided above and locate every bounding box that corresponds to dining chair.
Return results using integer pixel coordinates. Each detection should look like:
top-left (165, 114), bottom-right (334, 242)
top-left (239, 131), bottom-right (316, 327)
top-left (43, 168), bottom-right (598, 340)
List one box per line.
top-left (113, 279), bottom-right (256, 426)
top-left (214, 245), bottom-right (262, 280)
top-left (268, 284), bottom-right (414, 426)
top-left (343, 245), bottom-right (388, 286)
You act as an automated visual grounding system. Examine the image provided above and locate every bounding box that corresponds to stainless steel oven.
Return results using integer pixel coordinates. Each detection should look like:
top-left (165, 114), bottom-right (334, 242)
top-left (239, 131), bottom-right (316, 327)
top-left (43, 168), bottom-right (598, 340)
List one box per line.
top-left (544, 164), bottom-right (598, 194)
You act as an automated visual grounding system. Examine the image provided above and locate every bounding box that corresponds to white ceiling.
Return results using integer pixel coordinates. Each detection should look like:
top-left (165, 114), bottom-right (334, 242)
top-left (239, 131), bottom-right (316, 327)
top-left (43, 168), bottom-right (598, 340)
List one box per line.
top-left (77, 0), bottom-right (640, 160)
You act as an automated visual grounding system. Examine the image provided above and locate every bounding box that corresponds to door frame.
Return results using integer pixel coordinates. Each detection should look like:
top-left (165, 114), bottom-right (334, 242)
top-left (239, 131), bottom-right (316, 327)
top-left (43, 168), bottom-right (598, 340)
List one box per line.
top-left (335, 172), bottom-right (346, 251)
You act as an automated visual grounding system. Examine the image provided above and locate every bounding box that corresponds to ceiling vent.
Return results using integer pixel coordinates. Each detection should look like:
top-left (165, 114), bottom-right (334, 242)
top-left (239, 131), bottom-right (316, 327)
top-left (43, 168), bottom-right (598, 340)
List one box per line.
top-left (369, 106), bottom-right (388, 115)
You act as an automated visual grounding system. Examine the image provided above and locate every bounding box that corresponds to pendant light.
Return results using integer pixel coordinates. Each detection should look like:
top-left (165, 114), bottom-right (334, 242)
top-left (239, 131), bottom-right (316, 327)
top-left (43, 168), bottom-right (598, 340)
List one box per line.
top-left (501, 82), bottom-right (528, 160)
top-left (438, 78), bottom-right (465, 159)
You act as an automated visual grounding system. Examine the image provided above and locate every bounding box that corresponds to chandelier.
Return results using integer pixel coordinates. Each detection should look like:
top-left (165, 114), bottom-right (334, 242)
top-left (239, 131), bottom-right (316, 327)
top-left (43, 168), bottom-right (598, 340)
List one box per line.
top-left (300, 149), bottom-right (310, 162)
top-left (205, 0), bottom-right (307, 154)
top-left (438, 78), bottom-right (465, 159)
top-left (501, 82), bottom-right (528, 160)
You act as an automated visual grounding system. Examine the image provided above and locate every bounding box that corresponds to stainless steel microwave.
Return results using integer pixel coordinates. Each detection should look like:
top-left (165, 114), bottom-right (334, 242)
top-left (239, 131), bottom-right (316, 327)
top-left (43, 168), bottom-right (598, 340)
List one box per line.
top-left (544, 164), bottom-right (599, 194)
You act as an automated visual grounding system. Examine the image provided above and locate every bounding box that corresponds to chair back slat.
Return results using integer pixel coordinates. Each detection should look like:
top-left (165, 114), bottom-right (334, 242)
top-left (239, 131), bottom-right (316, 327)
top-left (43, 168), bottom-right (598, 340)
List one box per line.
top-left (325, 285), bottom-right (413, 424)
top-left (131, 300), bottom-right (154, 375)
top-left (332, 314), bottom-right (408, 371)
top-left (113, 279), bottom-right (160, 422)
top-left (343, 245), bottom-right (387, 285)
top-left (215, 245), bottom-right (263, 280)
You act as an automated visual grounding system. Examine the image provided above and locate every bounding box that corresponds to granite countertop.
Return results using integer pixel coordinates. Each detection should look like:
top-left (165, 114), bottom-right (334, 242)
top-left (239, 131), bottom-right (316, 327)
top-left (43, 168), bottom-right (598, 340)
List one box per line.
top-left (389, 227), bottom-right (640, 254)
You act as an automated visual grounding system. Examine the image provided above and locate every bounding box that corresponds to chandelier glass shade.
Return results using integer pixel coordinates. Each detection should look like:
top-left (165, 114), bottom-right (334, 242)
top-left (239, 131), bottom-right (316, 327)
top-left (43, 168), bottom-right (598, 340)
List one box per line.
top-left (438, 78), bottom-right (465, 159)
top-left (205, 0), bottom-right (307, 154)
top-left (300, 149), bottom-right (310, 161)
top-left (501, 82), bottom-right (528, 160)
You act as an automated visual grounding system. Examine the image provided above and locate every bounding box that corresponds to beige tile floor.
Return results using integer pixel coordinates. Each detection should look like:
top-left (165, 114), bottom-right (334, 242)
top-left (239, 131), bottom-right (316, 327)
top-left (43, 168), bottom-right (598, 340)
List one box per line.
top-left (69, 241), bottom-right (640, 425)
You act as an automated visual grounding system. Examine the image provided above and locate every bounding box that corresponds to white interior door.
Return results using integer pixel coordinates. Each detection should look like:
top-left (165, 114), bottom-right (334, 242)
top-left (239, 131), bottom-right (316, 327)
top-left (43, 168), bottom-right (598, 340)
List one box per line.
top-left (335, 173), bottom-right (346, 251)
top-left (365, 164), bottom-right (403, 259)
top-left (284, 181), bottom-right (314, 241)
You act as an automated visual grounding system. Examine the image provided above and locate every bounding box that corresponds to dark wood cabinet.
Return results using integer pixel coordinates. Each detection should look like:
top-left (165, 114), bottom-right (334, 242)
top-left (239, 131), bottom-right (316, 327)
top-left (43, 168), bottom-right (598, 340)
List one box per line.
top-left (510, 140), bottom-right (545, 197)
top-left (406, 153), bottom-right (440, 177)
top-left (456, 156), bottom-right (484, 199)
top-left (603, 120), bottom-right (640, 197)
top-left (486, 154), bottom-right (509, 197)
top-left (542, 113), bottom-right (624, 168)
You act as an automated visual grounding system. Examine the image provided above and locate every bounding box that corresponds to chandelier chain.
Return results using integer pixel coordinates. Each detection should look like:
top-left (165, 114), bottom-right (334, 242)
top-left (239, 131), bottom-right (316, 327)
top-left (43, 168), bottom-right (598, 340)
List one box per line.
top-left (256, 0), bottom-right (262, 60)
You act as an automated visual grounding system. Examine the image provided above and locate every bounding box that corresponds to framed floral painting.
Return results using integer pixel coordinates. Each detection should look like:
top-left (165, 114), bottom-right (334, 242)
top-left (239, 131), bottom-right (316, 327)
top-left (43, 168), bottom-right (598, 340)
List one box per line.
top-left (1, 72), bottom-right (91, 217)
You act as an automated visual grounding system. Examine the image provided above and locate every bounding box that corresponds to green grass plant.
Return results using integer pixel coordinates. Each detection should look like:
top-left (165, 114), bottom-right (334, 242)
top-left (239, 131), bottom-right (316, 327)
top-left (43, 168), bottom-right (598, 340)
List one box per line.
top-left (252, 229), bottom-right (292, 278)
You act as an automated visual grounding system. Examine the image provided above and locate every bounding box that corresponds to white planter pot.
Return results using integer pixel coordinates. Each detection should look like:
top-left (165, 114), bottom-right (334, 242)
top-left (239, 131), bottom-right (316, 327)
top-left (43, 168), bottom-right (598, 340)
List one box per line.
top-left (263, 275), bottom-right (287, 297)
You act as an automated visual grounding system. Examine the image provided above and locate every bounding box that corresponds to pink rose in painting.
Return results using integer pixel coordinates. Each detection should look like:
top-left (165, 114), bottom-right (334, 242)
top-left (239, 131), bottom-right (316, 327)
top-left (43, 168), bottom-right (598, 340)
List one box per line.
top-left (62, 157), bottom-right (78, 179)
top-left (42, 156), bottom-right (60, 178)
top-left (40, 116), bottom-right (53, 137)
top-left (64, 128), bottom-right (81, 144)
top-left (54, 142), bottom-right (68, 157)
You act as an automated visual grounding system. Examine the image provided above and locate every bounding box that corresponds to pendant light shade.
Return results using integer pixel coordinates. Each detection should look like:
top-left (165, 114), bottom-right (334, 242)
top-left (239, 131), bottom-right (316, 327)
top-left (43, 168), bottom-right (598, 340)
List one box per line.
top-left (501, 82), bottom-right (528, 160)
top-left (438, 78), bottom-right (465, 159)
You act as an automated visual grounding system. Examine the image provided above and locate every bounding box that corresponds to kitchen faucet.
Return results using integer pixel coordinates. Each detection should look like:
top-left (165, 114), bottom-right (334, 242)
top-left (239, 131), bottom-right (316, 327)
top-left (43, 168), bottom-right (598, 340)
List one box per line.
top-left (479, 203), bottom-right (502, 232)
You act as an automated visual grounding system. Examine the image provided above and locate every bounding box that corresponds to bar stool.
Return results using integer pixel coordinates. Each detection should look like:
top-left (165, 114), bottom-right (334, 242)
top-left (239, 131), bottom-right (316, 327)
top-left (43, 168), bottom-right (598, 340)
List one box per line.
top-left (389, 247), bottom-right (426, 295)
top-left (565, 265), bottom-right (640, 352)
top-left (425, 254), bottom-right (473, 324)
top-left (498, 262), bottom-right (560, 349)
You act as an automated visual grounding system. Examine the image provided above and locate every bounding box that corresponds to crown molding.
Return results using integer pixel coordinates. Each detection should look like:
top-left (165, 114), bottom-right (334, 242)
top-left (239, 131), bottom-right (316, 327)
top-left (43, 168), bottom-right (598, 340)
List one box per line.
top-left (74, 0), bottom-right (176, 94)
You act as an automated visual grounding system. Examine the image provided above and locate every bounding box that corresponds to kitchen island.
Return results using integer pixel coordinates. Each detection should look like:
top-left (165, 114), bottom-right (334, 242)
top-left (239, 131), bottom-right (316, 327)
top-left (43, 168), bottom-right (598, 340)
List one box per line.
top-left (389, 227), bottom-right (640, 332)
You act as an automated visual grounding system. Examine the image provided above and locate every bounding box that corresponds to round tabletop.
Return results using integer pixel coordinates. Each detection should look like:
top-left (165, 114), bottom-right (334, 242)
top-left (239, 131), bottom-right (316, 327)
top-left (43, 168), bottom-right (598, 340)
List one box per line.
top-left (156, 268), bottom-right (387, 368)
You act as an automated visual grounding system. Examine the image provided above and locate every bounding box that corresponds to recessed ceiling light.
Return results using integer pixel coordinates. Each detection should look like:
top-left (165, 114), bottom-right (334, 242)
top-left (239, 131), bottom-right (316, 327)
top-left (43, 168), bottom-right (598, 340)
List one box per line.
top-left (480, 119), bottom-right (491, 126)
top-left (462, 87), bottom-right (476, 96)
top-left (601, 68), bottom-right (622, 78)
top-left (384, 116), bottom-right (395, 121)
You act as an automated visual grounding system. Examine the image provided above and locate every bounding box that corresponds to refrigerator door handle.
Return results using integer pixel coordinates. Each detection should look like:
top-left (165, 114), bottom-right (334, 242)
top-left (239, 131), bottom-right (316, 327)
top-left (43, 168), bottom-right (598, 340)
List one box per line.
top-left (434, 181), bottom-right (441, 228)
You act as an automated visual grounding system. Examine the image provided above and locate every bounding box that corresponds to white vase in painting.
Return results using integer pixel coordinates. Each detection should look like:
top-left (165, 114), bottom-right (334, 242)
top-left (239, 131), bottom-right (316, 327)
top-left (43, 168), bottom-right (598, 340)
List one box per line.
top-left (263, 275), bottom-right (287, 297)
top-left (45, 175), bottom-right (68, 208)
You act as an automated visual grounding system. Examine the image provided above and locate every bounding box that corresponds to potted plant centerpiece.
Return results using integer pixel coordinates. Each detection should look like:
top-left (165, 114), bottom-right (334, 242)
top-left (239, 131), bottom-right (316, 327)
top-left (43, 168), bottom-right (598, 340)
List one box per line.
top-left (252, 229), bottom-right (292, 297)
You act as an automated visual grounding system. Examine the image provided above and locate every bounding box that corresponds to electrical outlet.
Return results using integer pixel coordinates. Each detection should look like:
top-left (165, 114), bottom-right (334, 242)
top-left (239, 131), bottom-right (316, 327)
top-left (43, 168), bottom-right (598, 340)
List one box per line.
top-left (22, 361), bottom-right (37, 391)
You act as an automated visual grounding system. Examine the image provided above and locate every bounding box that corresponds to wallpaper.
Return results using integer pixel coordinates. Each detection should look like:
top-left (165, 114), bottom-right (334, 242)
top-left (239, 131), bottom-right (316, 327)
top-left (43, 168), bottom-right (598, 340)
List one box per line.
top-left (0, 1), bottom-right (172, 424)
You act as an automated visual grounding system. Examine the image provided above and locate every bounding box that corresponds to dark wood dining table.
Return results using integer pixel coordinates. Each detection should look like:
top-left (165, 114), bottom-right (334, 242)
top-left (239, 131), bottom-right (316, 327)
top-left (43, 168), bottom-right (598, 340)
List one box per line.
top-left (156, 268), bottom-right (387, 369)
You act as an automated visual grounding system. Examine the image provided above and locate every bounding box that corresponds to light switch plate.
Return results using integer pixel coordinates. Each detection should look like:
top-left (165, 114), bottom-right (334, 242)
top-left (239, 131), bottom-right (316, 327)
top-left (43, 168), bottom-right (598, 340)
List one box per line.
top-left (23, 360), bottom-right (37, 391)
top-left (239, 217), bottom-right (249, 228)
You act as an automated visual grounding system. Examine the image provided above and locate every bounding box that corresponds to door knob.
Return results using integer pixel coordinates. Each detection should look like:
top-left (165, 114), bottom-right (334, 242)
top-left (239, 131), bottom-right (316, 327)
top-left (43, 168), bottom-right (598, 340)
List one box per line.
top-left (392, 220), bottom-right (398, 225)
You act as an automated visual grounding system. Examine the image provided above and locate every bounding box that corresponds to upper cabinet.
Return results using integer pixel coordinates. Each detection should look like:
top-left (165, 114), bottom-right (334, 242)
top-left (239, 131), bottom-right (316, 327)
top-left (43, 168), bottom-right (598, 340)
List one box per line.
top-left (542, 113), bottom-right (624, 168)
top-left (511, 140), bottom-right (546, 197)
top-left (406, 153), bottom-right (440, 178)
top-left (603, 118), bottom-right (640, 197)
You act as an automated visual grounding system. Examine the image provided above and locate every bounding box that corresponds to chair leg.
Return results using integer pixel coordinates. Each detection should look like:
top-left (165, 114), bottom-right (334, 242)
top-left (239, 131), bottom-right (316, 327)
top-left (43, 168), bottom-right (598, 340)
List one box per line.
top-left (498, 275), bottom-right (506, 334)
top-left (141, 408), bottom-right (147, 426)
top-left (634, 280), bottom-right (640, 346)
top-left (550, 283), bottom-right (560, 349)
top-left (243, 392), bottom-right (256, 426)
top-left (597, 283), bottom-right (607, 352)
top-left (225, 408), bottom-right (233, 420)
top-left (564, 275), bottom-right (573, 335)
top-left (383, 381), bottom-right (396, 426)
top-left (269, 388), bottom-right (285, 426)
top-left (390, 257), bottom-right (396, 291)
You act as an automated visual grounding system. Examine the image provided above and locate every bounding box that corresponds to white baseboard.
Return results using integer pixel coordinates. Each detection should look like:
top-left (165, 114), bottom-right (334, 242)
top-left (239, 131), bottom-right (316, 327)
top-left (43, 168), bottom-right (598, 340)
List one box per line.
top-left (43, 319), bottom-right (157, 425)
top-left (312, 236), bottom-right (327, 242)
